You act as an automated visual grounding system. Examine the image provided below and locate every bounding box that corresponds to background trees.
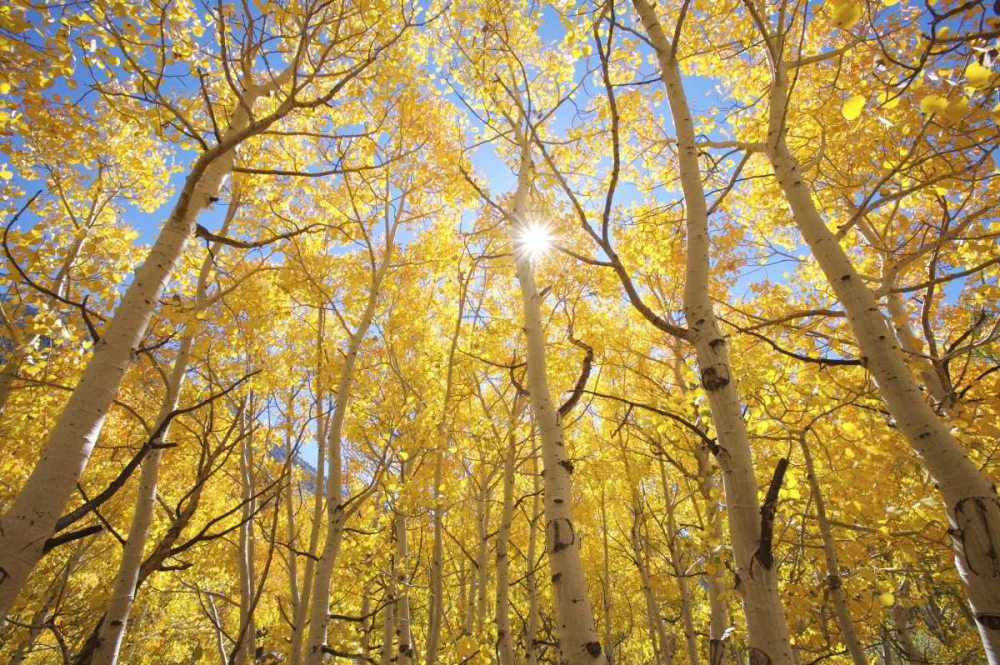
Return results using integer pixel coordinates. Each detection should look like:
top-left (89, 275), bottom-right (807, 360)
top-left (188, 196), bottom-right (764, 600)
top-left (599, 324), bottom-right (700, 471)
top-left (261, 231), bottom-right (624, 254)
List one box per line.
top-left (0, 0), bottom-right (997, 663)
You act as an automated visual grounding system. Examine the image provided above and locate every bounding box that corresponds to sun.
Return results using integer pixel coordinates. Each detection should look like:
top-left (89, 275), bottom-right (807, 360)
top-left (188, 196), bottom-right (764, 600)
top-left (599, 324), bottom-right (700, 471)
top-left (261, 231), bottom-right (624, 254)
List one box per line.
top-left (515, 221), bottom-right (553, 261)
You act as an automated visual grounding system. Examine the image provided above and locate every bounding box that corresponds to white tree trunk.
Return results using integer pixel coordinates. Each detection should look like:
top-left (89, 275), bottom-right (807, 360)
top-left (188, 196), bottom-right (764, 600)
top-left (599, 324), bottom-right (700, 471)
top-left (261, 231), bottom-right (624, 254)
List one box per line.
top-left (290, 312), bottom-right (328, 664)
top-left (631, 2), bottom-right (796, 661)
top-left (89, 210), bottom-right (230, 665)
top-left (510, 139), bottom-right (607, 665)
top-left (236, 406), bottom-right (258, 665)
top-left (525, 450), bottom-right (542, 665)
top-left (303, 231), bottom-right (395, 665)
top-left (0, 88), bottom-right (264, 617)
top-left (798, 432), bottom-right (866, 665)
top-left (631, 499), bottom-right (672, 665)
top-left (495, 421), bottom-right (518, 665)
top-left (765, 57), bottom-right (1000, 662)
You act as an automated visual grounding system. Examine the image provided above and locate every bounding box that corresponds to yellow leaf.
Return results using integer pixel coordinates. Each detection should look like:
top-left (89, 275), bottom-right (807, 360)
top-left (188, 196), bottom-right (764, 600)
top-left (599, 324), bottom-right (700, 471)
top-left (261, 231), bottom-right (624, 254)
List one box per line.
top-left (919, 94), bottom-right (948, 114)
top-left (879, 592), bottom-right (895, 607)
top-left (842, 94), bottom-right (866, 120)
top-left (831, 1), bottom-right (862, 29)
top-left (965, 62), bottom-right (992, 88)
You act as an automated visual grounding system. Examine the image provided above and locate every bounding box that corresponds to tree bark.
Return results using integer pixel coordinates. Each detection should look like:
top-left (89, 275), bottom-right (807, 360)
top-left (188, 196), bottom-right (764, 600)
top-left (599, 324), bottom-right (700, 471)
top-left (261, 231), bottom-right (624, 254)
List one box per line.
top-left (631, 2), bottom-right (797, 661)
top-left (764, 55), bottom-right (1000, 662)
top-left (510, 136), bottom-right (607, 665)
top-left (798, 430), bottom-right (867, 665)
top-left (303, 223), bottom-right (395, 665)
top-left (0, 82), bottom-right (274, 616)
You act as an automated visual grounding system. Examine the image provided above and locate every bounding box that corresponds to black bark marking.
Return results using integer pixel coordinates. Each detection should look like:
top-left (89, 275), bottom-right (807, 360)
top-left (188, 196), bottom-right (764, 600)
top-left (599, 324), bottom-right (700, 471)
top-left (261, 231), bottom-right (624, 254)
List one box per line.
top-left (749, 647), bottom-right (773, 665)
top-left (559, 459), bottom-right (575, 475)
top-left (585, 641), bottom-right (602, 657)
top-left (701, 365), bottom-right (731, 391)
top-left (753, 458), bottom-right (789, 573)
top-left (976, 613), bottom-right (1000, 630)
top-left (953, 496), bottom-right (1000, 577)
top-left (548, 518), bottom-right (576, 553)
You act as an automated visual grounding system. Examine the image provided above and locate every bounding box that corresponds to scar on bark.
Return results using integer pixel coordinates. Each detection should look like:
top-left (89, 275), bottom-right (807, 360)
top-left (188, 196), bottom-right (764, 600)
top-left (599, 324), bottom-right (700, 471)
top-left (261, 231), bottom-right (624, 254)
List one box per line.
top-left (951, 496), bottom-right (1000, 577)
top-left (701, 364), bottom-right (730, 391)
top-left (749, 647), bottom-right (773, 665)
top-left (753, 458), bottom-right (789, 574)
top-left (548, 518), bottom-right (575, 553)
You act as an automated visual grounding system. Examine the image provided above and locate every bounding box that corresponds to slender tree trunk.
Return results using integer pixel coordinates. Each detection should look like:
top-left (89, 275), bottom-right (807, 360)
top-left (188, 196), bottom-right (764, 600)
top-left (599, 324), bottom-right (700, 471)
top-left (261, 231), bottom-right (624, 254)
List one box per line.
top-left (798, 431), bottom-right (866, 665)
top-left (765, 57), bottom-right (1000, 662)
top-left (89, 209), bottom-right (232, 665)
top-left (600, 492), bottom-right (615, 665)
top-left (236, 406), bottom-right (258, 665)
top-left (394, 463), bottom-right (415, 665)
top-left (303, 230), bottom-right (395, 665)
top-left (631, 498), bottom-right (672, 665)
top-left (632, 3), bottom-right (796, 661)
top-left (891, 584), bottom-right (928, 664)
top-left (290, 312), bottom-right (328, 664)
top-left (525, 450), bottom-right (542, 665)
top-left (0, 86), bottom-right (271, 616)
top-left (379, 580), bottom-right (396, 665)
top-left (663, 478), bottom-right (699, 665)
top-left (476, 485), bottom-right (491, 640)
top-left (496, 419), bottom-right (518, 665)
top-left (427, 274), bottom-right (467, 665)
top-left (695, 441), bottom-right (730, 665)
top-left (357, 585), bottom-right (371, 665)
top-left (510, 134), bottom-right (607, 665)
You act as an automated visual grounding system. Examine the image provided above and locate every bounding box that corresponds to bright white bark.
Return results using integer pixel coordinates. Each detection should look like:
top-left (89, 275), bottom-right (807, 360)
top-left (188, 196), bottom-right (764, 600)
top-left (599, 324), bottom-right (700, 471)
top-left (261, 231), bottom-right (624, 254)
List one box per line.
top-left (600, 492), bottom-right (615, 665)
top-left (510, 139), bottom-right (607, 665)
top-left (302, 223), bottom-right (396, 665)
top-left (765, 57), bottom-right (1000, 662)
top-left (631, 2), bottom-right (796, 660)
top-left (495, 417), bottom-right (518, 665)
top-left (0, 83), bottom-right (273, 616)
top-left (289, 313), bottom-right (328, 664)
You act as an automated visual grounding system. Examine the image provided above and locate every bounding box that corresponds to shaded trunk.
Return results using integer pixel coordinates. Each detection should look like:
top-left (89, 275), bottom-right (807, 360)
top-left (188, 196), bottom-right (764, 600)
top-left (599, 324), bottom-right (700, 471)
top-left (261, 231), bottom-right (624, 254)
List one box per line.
top-left (766, 56), bottom-right (1000, 662)
top-left (0, 82), bottom-right (280, 616)
top-left (632, 2), bottom-right (796, 660)
top-left (798, 431), bottom-right (866, 665)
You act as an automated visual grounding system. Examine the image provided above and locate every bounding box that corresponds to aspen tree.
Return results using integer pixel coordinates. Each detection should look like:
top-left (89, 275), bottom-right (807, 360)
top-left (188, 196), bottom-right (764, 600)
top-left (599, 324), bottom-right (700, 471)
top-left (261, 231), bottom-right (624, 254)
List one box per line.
top-left (88, 207), bottom-right (234, 665)
top-left (0, 0), bottom-right (413, 616)
top-left (739, 6), bottom-right (1000, 658)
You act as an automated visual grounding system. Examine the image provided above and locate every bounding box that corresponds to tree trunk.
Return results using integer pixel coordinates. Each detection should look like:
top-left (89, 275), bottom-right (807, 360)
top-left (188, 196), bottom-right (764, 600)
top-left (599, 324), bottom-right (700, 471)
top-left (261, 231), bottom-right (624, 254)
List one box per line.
top-left (289, 312), bottom-right (328, 664)
top-left (798, 431), bottom-right (867, 665)
top-left (90, 206), bottom-right (234, 665)
top-left (0, 86), bottom-right (268, 617)
top-left (525, 450), bottom-right (542, 665)
top-left (631, 2), bottom-right (796, 661)
top-left (303, 229), bottom-right (395, 665)
top-left (235, 406), bottom-right (258, 665)
top-left (600, 492), bottom-right (615, 665)
top-left (765, 56), bottom-right (1000, 662)
top-left (510, 134), bottom-right (607, 665)
top-left (496, 418), bottom-right (518, 665)
top-left (631, 498), bottom-right (672, 665)
top-left (662, 475), bottom-right (699, 665)
top-left (394, 502), bottom-right (414, 665)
